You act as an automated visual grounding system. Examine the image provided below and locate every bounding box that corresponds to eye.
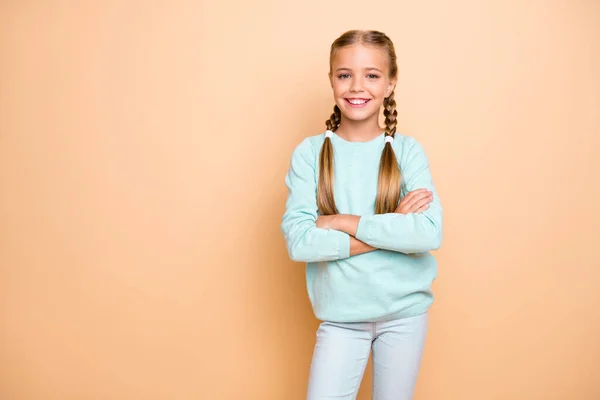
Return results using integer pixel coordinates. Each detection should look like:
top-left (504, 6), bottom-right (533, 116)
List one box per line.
top-left (367, 74), bottom-right (380, 79)
top-left (338, 74), bottom-right (350, 79)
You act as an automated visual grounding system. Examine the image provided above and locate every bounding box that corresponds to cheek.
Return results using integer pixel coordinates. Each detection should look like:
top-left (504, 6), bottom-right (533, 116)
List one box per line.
top-left (332, 81), bottom-right (348, 96)
top-left (371, 82), bottom-right (388, 97)
top-left (365, 81), bottom-right (386, 97)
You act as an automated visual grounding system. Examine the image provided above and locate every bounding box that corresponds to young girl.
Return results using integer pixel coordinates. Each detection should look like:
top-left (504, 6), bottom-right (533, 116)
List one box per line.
top-left (281, 30), bottom-right (442, 399)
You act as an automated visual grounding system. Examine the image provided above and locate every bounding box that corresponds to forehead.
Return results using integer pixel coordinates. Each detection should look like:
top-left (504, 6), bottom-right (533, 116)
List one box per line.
top-left (331, 44), bottom-right (388, 70)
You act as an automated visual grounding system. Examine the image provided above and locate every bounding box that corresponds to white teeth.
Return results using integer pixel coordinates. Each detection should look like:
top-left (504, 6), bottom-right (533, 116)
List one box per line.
top-left (349, 99), bottom-right (367, 105)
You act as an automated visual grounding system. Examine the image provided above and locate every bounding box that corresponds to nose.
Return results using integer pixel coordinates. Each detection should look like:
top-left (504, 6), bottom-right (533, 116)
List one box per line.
top-left (349, 76), bottom-right (364, 92)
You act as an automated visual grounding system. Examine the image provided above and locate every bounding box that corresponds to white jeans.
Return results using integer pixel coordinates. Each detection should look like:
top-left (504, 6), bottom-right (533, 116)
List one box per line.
top-left (306, 312), bottom-right (428, 400)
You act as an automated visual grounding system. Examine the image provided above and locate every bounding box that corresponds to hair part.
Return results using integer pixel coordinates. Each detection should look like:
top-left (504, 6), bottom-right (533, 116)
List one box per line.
top-left (317, 30), bottom-right (401, 215)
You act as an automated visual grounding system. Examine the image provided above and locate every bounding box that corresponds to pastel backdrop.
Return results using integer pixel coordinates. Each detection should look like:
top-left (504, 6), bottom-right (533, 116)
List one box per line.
top-left (1, 1), bottom-right (599, 399)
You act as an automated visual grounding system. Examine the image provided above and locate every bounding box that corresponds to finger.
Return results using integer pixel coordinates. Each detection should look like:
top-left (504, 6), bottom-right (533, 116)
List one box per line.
top-left (404, 191), bottom-right (432, 210)
top-left (398, 189), bottom-right (432, 213)
top-left (405, 194), bottom-right (433, 214)
top-left (399, 190), bottom-right (427, 209)
top-left (413, 203), bottom-right (430, 213)
top-left (403, 188), bottom-right (428, 202)
top-left (409, 196), bottom-right (433, 212)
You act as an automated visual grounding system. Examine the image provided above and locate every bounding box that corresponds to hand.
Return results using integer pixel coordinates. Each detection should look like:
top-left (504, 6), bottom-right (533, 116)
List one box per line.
top-left (316, 215), bottom-right (337, 230)
top-left (395, 188), bottom-right (433, 214)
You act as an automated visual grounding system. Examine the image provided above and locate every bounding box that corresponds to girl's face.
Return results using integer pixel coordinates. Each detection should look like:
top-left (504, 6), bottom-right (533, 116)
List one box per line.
top-left (329, 44), bottom-right (396, 124)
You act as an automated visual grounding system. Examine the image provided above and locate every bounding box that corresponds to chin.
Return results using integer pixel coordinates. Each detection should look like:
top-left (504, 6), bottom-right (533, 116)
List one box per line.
top-left (345, 115), bottom-right (377, 123)
top-left (338, 107), bottom-right (379, 122)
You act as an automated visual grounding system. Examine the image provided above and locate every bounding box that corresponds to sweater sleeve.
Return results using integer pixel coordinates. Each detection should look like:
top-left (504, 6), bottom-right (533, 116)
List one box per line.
top-left (354, 137), bottom-right (443, 254)
top-left (280, 139), bottom-right (351, 263)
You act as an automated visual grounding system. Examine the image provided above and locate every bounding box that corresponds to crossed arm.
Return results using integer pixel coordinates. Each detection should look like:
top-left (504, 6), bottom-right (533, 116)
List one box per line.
top-left (318, 215), bottom-right (377, 256)
top-left (280, 137), bottom-right (442, 263)
top-left (316, 189), bottom-right (434, 256)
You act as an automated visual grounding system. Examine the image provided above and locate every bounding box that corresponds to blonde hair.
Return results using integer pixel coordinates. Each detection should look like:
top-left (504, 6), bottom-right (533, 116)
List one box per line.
top-left (318, 30), bottom-right (401, 215)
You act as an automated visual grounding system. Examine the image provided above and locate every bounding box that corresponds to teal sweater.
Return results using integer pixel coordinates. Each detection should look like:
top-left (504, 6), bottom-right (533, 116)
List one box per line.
top-left (281, 131), bottom-right (443, 323)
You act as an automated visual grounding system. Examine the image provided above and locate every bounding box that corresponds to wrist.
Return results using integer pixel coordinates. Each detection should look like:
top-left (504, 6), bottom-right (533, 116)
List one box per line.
top-left (336, 214), bottom-right (360, 237)
top-left (331, 214), bottom-right (342, 231)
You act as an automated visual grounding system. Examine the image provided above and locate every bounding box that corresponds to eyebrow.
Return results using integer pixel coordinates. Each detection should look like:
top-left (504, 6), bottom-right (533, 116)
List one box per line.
top-left (335, 67), bottom-right (383, 72)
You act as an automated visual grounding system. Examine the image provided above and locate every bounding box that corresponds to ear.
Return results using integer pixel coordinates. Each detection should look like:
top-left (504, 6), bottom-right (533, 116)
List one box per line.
top-left (386, 78), bottom-right (397, 97)
top-left (328, 71), bottom-right (334, 88)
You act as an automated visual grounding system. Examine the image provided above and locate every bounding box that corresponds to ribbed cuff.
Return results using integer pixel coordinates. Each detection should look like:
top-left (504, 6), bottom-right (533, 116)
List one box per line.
top-left (337, 231), bottom-right (351, 259)
top-left (355, 215), bottom-right (372, 243)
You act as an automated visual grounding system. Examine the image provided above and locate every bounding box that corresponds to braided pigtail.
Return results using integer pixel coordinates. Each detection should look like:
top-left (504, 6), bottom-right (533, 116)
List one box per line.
top-left (375, 90), bottom-right (402, 214)
top-left (317, 105), bottom-right (341, 215)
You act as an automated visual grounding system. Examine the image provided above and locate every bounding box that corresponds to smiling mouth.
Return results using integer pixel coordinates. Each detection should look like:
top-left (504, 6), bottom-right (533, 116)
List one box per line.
top-left (345, 98), bottom-right (371, 107)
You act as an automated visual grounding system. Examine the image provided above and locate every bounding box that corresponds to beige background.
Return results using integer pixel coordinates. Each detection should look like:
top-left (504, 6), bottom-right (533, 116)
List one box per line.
top-left (1, 1), bottom-right (599, 399)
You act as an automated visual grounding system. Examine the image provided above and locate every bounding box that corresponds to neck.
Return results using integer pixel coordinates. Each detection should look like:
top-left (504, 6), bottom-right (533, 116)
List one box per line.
top-left (335, 114), bottom-right (384, 142)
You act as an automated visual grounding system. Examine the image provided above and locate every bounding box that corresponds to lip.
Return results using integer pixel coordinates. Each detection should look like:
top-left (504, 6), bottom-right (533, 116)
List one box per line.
top-left (345, 98), bottom-right (371, 108)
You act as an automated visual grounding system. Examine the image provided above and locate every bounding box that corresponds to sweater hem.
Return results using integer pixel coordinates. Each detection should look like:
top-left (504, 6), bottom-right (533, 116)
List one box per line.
top-left (313, 302), bottom-right (433, 324)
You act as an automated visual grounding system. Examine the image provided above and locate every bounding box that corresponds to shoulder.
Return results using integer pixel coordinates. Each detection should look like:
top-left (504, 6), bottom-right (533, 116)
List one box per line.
top-left (303, 131), bottom-right (328, 151)
top-left (394, 133), bottom-right (428, 153)
top-left (289, 131), bottom-right (327, 160)
top-left (287, 131), bottom-right (328, 167)
top-left (392, 133), bottom-right (421, 152)
top-left (392, 134), bottom-right (430, 165)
